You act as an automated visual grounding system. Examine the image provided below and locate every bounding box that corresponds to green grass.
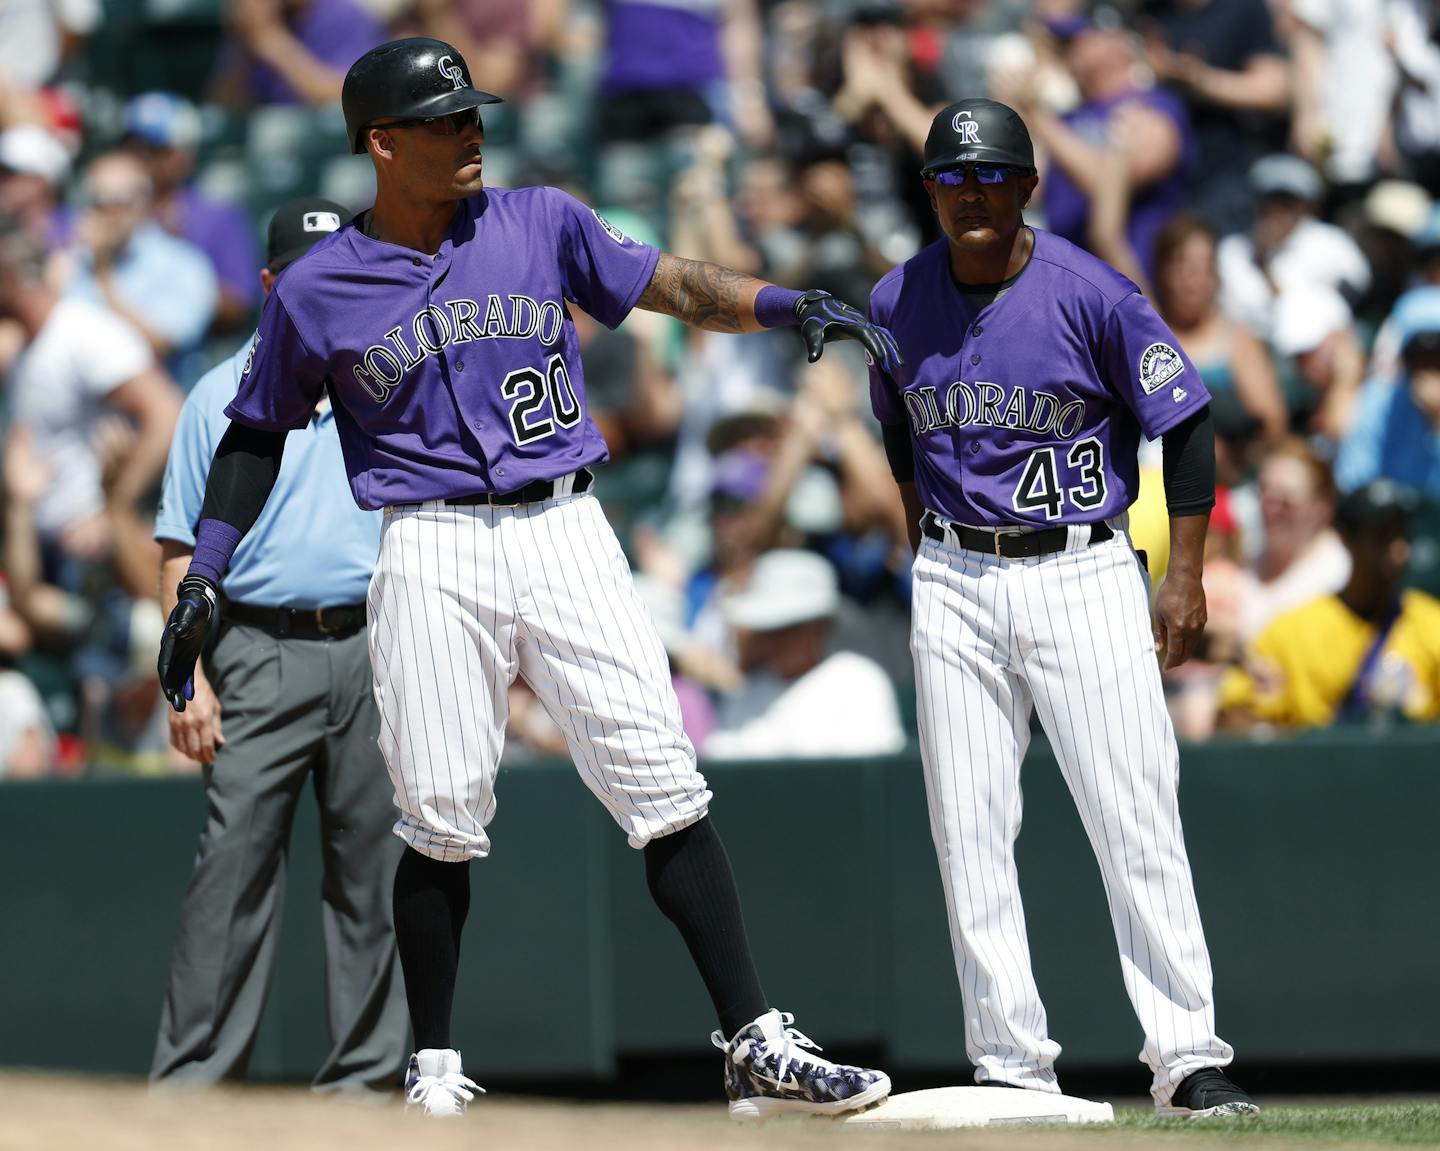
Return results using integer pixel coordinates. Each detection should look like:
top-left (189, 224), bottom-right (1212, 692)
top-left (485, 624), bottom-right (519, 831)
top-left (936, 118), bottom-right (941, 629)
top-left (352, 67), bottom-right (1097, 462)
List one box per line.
top-left (1103, 1104), bottom-right (1440, 1145)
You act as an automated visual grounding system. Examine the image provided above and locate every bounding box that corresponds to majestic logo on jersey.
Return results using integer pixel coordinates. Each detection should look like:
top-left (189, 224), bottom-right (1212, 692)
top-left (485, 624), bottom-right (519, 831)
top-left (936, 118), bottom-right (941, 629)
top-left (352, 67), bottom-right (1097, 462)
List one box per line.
top-left (241, 332), bottom-right (262, 378)
top-left (903, 380), bottom-right (1087, 440)
top-left (951, 110), bottom-right (982, 145)
top-left (351, 294), bottom-right (566, 403)
top-left (1172, 385), bottom-right (1188, 404)
top-left (1138, 342), bottom-right (1184, 395)
top-left (437, 55), bottom-right (467, 90)
top-left (593, 209), bottom-right (627, 245)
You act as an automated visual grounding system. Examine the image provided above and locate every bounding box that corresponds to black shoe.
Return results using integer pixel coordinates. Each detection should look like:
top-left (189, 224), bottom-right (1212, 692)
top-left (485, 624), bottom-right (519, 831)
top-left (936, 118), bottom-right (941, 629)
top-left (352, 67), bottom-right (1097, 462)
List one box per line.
top-left (1157, 1068), bottom-right (1259, 1118)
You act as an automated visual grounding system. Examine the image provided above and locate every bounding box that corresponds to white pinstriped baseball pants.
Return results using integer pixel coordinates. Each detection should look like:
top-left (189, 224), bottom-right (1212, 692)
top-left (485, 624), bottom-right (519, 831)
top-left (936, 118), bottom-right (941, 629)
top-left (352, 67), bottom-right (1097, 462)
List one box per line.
top-left (367, 492), bottom-right (711, 861)
top-left (911, 527), bottom-right (1234, 1105)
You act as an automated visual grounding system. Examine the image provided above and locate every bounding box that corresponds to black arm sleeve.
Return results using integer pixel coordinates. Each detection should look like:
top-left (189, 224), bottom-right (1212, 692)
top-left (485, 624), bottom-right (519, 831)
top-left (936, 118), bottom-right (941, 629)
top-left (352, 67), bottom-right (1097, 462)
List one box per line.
top-left (1160, 406), bottom-right (1216, 518)
top-left (197, 422), bottom-right (288, 534)
top-left (881, 421), bottom-right (915, 484)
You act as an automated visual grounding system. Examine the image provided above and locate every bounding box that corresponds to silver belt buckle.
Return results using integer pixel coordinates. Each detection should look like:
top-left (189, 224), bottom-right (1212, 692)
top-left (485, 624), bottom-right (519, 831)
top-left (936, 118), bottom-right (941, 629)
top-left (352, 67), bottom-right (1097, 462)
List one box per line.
top-left (993, 530), bottom-right (1003, 559)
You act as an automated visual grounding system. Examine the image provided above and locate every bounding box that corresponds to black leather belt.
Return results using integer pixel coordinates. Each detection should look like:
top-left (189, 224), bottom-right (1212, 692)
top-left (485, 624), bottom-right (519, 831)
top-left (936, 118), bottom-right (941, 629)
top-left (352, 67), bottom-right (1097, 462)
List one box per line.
top-left (223, 599), bottom-right (367, 638)
top-left (921, 512), bottom-right (1113, 558)
top-left (446, 469), bottom-right (593, 507)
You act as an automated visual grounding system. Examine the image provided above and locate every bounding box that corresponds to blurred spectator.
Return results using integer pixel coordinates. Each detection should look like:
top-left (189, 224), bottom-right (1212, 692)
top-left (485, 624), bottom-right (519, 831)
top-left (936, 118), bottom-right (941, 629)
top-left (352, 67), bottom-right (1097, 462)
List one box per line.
top-left (0, 568), bottom-right (57, 778)
top-left (1142, 0), bottom-right (1292, 232)
top-left (1372, 271), bottom-right (1440, 378)
top-left (1234, 437), bottom-right (1350, 641)
top-left (600, 0), bottom-right (770, 148)
top-left (0, 219), bottom-right (181, 563)
top-left (1151, 213), bottom-right (1286, 460)
top-left (121, 92), bottom-right (262, 332)
top-left (1217, 154), bottom-right (1370, 346)
top-left (0, 0), bottom-right (99, 92)
top-left (2, 421), bottom-right (165, 767)
top-left (52, 151), bottom-right (219, 369)
top-left (0, 124), bottom-right (68, 246)
top-left (1219, 481), bottom-right (1440, 729)
top-left (705, 548), bottom-right (905, 759)
top-left (0, 666), bottom-right (56, 777)
top-left (211, 0), bottom-right (384, 107)
top-left (1270, 282), bottom-right (1365, 440)
top-left (1281, 0), bottom-right (1393, 208)
top-left (1388, 0), bottom-right (1440, 192)
top-left (997, 5), bottom-right (1191, 284)
top-left (595, 0), bottom-right (771, 212)
top-left (1354, 180), bottom-right (1432, 327)
top-left (1337, 290), bottom-right (1440, 501)
top-left (401, 0), bottom-right (567, 103)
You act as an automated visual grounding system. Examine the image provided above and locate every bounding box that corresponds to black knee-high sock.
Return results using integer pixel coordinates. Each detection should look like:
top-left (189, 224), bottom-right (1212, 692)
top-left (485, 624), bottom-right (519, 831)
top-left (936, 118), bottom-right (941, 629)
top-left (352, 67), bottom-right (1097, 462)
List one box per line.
top-left (393, 848), bottom-right (471, 1052)
top-left (645, 816), bottom-right (768, 1039)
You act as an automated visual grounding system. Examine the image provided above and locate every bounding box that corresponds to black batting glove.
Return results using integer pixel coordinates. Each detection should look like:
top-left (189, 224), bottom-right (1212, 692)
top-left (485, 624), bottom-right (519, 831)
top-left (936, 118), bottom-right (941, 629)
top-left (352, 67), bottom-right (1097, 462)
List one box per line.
top-left (794, 289), bottom-right (904, 375)
top-left (158, 573), bottom-right (218, 713)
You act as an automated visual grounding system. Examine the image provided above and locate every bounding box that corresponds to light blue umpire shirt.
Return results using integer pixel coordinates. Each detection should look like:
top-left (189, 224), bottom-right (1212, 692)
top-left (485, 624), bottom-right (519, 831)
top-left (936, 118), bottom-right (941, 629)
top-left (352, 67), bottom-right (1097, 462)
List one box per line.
top-left (155, 339), bottom-right (381, 610)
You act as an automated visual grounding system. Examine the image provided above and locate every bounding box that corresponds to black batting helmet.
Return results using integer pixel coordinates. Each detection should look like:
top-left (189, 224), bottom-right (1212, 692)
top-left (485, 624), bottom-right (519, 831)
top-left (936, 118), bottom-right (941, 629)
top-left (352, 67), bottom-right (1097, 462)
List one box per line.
top-left (342, 38), bottom-right (503, 155)
top-left (922, 98), bottom-right (1035, 175)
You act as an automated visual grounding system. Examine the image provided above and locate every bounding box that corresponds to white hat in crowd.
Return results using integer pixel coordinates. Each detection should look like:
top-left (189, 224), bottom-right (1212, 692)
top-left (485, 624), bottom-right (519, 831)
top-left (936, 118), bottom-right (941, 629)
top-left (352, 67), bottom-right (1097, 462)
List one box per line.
top-left (723, 549), bottom-right (839, 632)
top-left (1271, 284), bottom-right (1352, 358)
top-left (1249, 153), bottom-right (1323, 203)
top-left (0, 125), bottom-right (70, 186)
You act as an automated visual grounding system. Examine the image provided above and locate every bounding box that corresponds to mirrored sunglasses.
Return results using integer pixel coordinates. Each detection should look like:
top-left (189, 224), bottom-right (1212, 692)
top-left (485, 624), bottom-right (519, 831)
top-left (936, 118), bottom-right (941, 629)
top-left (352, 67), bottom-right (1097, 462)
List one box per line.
top-left (369, 109), bottom-right (483, 137)
top-left (928, 164), bottom-right (1012, 187)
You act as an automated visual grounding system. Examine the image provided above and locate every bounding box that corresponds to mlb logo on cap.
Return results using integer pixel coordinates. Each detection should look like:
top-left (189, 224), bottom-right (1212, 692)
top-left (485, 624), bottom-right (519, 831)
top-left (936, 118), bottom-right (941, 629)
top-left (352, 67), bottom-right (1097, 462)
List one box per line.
top-left (303, 211), bottom-right (342, 233)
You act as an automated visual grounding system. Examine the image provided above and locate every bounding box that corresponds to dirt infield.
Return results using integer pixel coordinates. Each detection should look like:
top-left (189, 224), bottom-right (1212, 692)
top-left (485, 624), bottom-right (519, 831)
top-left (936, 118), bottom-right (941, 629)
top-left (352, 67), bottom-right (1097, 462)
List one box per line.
top-left (0, 1075), bottom-right (1429, 1151)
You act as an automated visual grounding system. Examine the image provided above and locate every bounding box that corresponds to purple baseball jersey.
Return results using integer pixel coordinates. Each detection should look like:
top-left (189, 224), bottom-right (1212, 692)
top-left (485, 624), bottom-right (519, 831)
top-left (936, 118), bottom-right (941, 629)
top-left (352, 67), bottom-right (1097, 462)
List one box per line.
top-left (225, 187), bottom-right (661, 509)
top-left (867, 229), bottom-right (1209, 528)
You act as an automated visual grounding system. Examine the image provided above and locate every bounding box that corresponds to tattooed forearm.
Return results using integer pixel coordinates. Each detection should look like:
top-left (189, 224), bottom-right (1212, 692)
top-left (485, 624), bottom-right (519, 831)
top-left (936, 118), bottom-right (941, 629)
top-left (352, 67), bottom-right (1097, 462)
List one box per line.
top-left (636, 253), bottom-right (759, 332)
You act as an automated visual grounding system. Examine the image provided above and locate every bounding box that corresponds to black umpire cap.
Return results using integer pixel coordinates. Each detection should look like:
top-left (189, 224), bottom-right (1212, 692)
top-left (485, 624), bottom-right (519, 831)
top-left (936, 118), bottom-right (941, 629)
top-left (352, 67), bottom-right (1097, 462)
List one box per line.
top-left (266, 197), bottom-right (349, 272)
top-left (342, 37), bottom-right (503, 155)
top-left (923, 98), bottom-right (1036, 176)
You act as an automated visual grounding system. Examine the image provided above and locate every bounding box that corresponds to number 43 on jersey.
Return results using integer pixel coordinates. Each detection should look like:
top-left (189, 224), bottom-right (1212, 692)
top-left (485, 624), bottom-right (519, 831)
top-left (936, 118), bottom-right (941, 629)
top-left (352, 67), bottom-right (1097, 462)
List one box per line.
top-left (1012, 437), bottom-right (1106, 519)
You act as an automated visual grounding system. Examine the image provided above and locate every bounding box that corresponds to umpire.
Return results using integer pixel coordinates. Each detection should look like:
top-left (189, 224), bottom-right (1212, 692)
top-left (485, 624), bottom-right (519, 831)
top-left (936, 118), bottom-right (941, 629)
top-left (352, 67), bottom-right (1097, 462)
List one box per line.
top-left (151, 198), bottom-right (407, 1092)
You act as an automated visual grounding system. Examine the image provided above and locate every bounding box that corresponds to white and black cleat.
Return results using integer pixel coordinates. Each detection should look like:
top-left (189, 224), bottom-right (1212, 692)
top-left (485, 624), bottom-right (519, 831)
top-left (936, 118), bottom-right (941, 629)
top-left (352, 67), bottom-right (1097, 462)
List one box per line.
top-left (1157, 1068), bottom-right (1259, 1119)
top-left (712, 1008), bottom-right (891, 1121)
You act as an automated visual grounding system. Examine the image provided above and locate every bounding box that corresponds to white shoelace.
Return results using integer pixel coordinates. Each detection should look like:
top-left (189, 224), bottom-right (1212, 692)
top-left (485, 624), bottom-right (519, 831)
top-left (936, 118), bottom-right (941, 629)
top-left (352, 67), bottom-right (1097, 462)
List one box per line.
top-left (711, 1011), bottom-right (830, 1082)
top-left (408, 1070), bottom-right (484, 1113)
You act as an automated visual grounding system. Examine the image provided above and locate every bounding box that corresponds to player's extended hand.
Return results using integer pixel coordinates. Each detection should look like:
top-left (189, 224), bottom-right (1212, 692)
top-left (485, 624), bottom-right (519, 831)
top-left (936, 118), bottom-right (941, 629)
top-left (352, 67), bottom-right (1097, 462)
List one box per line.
top-left (1154, 572), bottom-right (1207, 670)
top-left (794, 289), bottom-right (904, 375)
top-left (159, 574), bottom-right (219, 712)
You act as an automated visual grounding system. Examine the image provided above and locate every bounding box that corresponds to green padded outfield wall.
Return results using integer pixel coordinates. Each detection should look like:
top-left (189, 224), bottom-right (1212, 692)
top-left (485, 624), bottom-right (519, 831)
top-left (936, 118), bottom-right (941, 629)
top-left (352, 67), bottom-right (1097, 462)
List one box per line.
top-left (1, 729), bottom-right (1436, 1081)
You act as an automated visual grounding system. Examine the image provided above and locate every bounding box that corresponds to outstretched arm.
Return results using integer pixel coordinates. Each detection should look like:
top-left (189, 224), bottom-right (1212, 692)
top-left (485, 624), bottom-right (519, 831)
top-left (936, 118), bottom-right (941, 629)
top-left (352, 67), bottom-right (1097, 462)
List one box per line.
top-left (635, 252), bottom-right (903, 370)
top-left (635, 252), bottom-right (761, 333)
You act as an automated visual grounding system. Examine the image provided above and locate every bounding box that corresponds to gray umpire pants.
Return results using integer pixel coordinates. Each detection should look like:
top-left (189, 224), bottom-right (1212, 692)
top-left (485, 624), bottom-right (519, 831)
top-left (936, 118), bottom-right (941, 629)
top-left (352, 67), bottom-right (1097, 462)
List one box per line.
top-left (151, 619), bottom-right (407, 1092)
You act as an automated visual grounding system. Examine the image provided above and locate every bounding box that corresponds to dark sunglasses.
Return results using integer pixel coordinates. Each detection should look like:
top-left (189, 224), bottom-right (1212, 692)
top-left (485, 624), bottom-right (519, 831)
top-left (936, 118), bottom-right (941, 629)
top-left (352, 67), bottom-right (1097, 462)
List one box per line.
top-left (368, 109), bottom-right (484, 137)
top-left (927, 164), bottom-right (1014, 187)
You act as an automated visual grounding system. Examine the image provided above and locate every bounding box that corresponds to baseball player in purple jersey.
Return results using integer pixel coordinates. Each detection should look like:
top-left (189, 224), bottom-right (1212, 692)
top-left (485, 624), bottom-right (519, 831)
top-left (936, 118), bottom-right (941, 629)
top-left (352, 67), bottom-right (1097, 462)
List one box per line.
top-left (868, 99), bottom-right (1258, 1118)
top-left (156, 37), bottom-right (900, 1120)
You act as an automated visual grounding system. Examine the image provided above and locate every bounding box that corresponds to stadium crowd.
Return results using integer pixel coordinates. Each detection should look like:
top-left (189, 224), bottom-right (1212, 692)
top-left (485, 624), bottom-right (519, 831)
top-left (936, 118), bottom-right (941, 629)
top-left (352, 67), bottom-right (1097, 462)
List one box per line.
top-left (2, 0), bottom-right (1439, 778)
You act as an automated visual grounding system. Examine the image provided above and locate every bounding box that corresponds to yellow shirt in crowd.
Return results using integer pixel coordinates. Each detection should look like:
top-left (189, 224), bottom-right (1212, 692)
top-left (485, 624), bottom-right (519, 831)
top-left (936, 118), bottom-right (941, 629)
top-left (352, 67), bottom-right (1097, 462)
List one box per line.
top-left (1219, 590), bottom-right (1440, 729)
